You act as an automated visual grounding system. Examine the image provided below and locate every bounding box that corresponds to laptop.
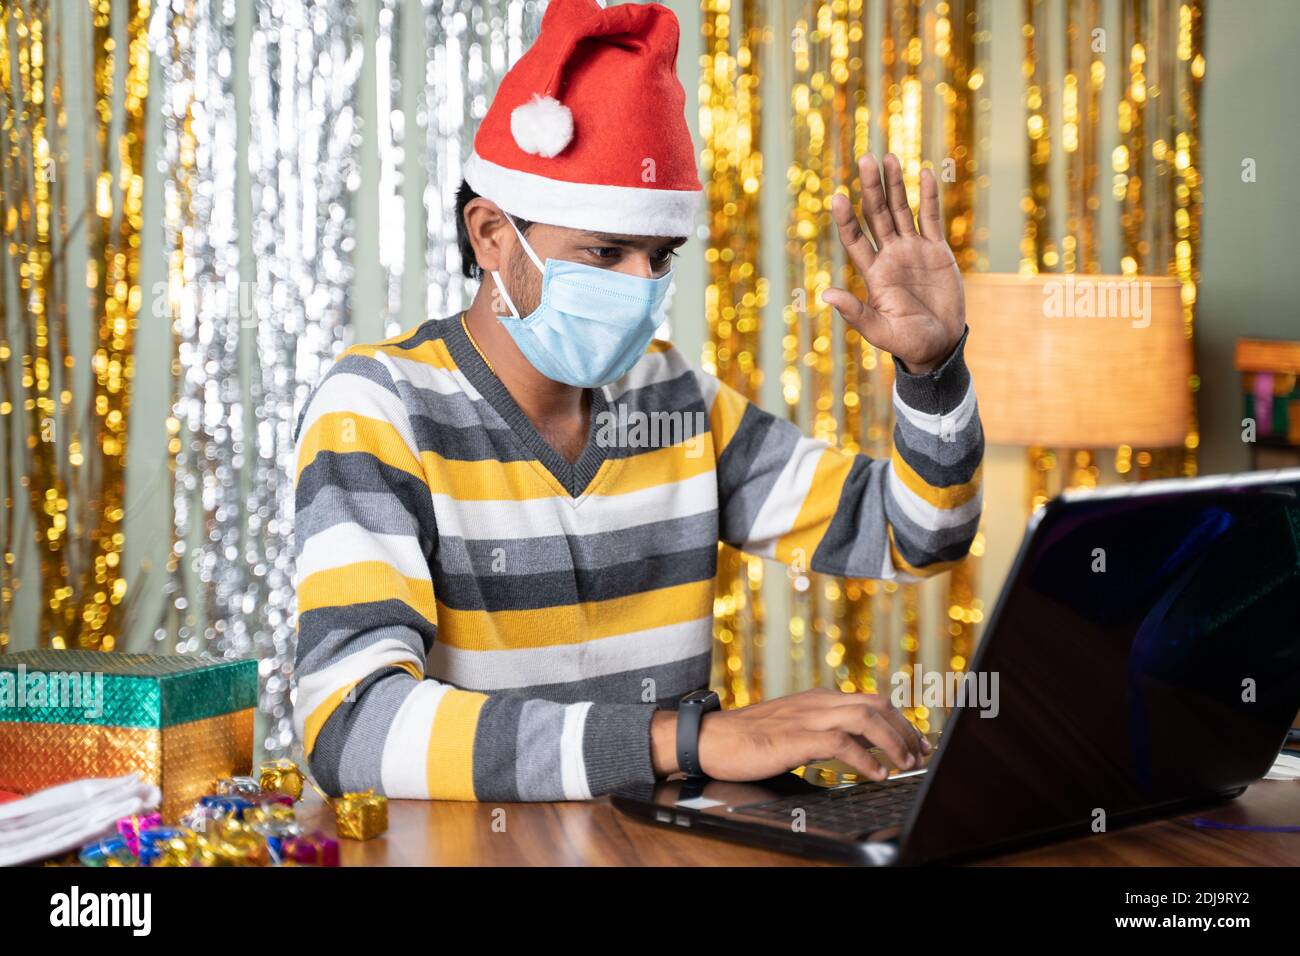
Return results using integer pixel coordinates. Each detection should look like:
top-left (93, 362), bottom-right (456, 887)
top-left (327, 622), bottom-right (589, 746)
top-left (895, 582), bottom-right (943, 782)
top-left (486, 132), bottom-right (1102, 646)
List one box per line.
top-left (612, 468), bottom-right (1300, 865)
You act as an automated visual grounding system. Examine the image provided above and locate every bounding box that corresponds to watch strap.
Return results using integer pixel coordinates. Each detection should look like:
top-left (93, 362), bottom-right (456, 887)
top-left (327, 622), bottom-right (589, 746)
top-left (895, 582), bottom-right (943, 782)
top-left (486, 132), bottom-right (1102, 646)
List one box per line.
top-left (676, 690), bottom-right (719, 778)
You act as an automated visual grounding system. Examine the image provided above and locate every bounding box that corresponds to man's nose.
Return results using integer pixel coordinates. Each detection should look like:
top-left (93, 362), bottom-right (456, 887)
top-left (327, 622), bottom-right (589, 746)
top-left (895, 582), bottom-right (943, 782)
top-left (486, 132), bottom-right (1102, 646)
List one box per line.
top-left (616, 255), bottom-right (656, 280)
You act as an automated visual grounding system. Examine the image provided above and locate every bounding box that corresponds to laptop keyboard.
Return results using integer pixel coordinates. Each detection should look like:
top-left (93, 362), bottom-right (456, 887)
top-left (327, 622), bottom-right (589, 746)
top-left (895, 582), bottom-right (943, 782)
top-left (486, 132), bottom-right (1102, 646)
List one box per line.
top-left (729, 774), bottom-right (923, 837)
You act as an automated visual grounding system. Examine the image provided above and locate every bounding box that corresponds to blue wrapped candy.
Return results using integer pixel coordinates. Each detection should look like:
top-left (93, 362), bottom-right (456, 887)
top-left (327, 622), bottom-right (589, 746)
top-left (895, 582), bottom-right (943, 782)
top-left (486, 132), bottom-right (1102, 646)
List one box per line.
top-left (198, 795), bottom-right (254, 820)
top-left (137, 826), bottom-right (193, 866)
top-left (78, 835), bottom-right (136, 867)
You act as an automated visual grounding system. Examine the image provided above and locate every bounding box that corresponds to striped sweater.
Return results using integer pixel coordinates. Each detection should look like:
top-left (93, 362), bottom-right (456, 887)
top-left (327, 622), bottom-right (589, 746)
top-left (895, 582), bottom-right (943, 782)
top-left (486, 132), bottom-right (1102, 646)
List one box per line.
top-left (291, 314), bottom-right (983, 801)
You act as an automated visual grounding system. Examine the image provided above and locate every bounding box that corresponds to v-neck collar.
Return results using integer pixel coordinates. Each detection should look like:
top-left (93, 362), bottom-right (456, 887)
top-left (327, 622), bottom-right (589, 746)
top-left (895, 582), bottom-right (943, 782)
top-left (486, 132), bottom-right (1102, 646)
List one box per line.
top-left (443, 313), bottom-right (611, 499)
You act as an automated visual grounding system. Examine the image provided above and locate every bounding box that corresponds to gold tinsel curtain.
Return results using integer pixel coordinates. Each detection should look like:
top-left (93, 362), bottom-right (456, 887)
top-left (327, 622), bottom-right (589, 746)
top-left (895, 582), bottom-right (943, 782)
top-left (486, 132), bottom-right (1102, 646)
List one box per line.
top-left (701, 0), bottom-right (1203, 723)
top-left (702, 0), bottom-right (989, 724)
top-left (1, 0), bottom-right (152, 652)
top-left (701, 0), bottom-right (769, 708)
top-left (1021, 0), bottom-right (1203, 504)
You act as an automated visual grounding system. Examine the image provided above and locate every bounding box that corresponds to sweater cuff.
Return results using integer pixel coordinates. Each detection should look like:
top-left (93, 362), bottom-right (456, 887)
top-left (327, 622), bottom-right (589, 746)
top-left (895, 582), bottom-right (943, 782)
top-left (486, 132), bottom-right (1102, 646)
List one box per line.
top-left (582, 702), bottom-right (657, 797)
top-left (893, 325), bottom-right (972, 415)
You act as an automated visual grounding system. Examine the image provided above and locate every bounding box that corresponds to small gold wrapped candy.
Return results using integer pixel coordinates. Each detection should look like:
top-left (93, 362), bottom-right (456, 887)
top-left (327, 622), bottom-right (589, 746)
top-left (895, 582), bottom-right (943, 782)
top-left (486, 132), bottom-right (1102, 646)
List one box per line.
top-left (243, 802), bottom-right (297, 827)
top-left (199, 818), bottom-right (270, 867)
top-left (151, 840), bottom-right (197, 868)
top-left (334, 790), bottom-right (387, 841)
top-left (142, 829), bottom-right (200, 868)
top-left (259, 758), bottom-right (306, 801)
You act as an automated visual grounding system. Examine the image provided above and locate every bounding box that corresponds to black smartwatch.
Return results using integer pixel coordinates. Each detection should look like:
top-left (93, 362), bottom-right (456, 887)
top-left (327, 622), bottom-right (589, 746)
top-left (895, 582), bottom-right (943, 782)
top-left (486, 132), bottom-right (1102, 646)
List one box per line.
top-left (676, 689), bottom-right (721, 778)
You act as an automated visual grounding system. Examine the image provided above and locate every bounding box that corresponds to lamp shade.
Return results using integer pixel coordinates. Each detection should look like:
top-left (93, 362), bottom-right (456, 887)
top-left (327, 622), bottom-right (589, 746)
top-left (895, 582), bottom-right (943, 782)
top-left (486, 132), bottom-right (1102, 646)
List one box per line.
top-left (961, 272), bottom-right (1192, 447)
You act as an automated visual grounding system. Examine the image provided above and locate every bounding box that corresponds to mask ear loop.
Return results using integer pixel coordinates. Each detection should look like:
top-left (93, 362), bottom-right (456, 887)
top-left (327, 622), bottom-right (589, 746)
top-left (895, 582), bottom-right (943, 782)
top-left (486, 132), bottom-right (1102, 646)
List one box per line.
top-left (488, 211), bottom-right (545, 320)
top-left (489, 268), bottom-right (521, 320)
top-left (504, 214), bottom-right (546, 273)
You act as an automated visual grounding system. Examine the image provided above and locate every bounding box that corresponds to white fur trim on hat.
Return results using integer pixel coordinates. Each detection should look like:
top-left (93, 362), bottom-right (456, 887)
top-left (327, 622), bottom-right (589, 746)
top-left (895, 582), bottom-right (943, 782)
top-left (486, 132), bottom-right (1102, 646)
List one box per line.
top-left (510, 94), bottom-right (574, 158)
top-left (463, 151), bottom-right (702, 237)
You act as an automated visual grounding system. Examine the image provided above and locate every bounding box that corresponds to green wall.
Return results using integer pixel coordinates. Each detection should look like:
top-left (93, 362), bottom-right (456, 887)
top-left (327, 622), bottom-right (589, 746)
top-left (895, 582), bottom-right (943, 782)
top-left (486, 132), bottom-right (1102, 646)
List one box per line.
top-left (7, 0), bottom-right (1297, 666)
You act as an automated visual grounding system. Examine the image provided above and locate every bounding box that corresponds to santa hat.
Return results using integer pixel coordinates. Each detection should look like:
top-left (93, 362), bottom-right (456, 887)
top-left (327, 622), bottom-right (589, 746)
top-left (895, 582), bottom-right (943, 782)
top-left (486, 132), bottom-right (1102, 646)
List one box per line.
top-left (463, 0), bottom-right (702, 238)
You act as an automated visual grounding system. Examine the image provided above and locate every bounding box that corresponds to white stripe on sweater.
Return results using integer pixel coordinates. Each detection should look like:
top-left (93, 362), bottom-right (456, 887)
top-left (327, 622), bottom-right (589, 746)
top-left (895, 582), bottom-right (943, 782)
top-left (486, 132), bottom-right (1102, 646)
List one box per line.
top-left (380, 679), bottom-right (451, 799)
top-left (428, 469), bottom-right (719, 540)
top-left (742, 434), bottom-right (825, 557)
top-left (886, 466), bottom-right (984, 530)
top-left (294, 636), bottom-right (425, 741)
top-left (892, 379), bottom-right (977, 437)
top-left (426, 616), bottom-right (713, 690)
top-left (296, 522), bottom-right (430, 584)
top-left (560, 702), bottom-right (594, 801)
top-left (606, 346), bottom-right (695, 401)
top-left (381, 350), bottom-right (486, 402)
top-left (692, 367), bottom-right (722, 412)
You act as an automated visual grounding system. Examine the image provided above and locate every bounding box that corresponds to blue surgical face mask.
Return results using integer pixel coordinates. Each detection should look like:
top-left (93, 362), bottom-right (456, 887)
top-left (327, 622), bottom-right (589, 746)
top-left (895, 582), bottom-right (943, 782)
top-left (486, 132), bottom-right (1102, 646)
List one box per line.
top-left (489, 216), bottom-right (673, 388)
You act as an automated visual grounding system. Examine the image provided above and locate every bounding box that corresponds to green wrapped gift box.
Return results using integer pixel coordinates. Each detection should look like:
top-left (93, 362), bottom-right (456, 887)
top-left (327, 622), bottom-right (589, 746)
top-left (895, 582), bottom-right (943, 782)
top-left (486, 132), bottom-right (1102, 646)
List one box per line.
top-left (0, 650), bottom-right (257, 822)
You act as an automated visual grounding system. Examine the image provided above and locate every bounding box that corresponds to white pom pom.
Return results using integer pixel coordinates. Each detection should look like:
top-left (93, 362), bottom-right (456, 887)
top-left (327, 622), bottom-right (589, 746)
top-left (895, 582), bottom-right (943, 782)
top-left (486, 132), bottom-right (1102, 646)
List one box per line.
top-left (510, 94), bottom-right (574, 158)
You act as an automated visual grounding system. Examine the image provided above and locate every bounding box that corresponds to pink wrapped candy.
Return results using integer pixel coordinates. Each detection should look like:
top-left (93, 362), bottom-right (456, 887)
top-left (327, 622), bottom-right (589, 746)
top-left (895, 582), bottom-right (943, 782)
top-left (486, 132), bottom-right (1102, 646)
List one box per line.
top-left (282, 831), bottom-right (340, 867)
top-left (116, 812), bottom-right (162, 856)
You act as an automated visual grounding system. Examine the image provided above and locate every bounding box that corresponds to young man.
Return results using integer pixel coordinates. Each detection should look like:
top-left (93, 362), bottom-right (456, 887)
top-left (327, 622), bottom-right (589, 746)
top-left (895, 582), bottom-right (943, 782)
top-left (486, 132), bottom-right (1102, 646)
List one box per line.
top-left (291, 0), bottom-right (982, 801)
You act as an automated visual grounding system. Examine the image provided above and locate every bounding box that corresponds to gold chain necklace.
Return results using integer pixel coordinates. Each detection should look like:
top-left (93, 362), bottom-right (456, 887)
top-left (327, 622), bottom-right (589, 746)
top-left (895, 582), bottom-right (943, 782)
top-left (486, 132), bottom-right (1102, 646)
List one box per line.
top-left (461, 311), bottom-right (496, 376)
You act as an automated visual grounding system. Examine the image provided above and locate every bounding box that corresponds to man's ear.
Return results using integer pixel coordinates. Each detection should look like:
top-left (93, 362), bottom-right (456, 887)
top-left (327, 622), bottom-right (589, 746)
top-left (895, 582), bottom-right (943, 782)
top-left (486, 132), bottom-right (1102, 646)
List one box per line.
top-left (463, 198), bottom-right (513, 273)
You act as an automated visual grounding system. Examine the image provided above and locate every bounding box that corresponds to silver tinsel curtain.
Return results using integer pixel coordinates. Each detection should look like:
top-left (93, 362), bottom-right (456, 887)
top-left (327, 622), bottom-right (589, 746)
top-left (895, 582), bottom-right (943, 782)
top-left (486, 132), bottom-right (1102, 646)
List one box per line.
top-left (151, 0), bottom-right (545, 758)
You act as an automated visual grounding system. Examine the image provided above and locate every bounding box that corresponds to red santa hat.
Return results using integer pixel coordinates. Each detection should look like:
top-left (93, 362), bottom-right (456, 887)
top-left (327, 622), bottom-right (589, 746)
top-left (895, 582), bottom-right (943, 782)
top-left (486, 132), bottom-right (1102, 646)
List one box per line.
top-left (463, 0), bottom-right (703, 238)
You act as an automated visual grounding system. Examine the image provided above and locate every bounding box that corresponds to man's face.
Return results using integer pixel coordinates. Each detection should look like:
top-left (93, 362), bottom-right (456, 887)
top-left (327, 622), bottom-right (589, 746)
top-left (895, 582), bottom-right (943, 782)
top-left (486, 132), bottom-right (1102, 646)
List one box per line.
top-left (500, 213), bottom-right (687, 318)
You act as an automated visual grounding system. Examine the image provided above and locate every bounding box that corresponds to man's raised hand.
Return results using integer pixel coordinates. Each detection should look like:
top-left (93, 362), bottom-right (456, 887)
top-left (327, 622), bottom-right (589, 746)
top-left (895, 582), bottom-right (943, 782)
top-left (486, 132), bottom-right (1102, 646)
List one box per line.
top-left (821, 153), bottom-right (966, 374)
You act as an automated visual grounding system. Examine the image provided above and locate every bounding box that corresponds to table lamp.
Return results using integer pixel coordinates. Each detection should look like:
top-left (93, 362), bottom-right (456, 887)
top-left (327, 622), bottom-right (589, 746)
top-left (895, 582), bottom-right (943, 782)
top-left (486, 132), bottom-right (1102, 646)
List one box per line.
top-left (961, 272), bottom-right (1192, 449)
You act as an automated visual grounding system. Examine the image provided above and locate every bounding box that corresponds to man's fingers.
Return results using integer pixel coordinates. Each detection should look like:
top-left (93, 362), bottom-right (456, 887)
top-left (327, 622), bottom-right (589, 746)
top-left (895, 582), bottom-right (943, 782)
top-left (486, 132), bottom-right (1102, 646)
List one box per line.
top-left (821, 288), bottom-right (887, 345)
top-left (853, 692), bottom-right (928, 762)
top-left (846, 708), bottom-right (917, 771)
top-left (858, 154), bottom-right (897, 247)
top-left (883, 153), bottom-right (918, 237)
top-left (818, 691), bottom-right (928, 764)
top-left (871, 700), bottom-right (928, 763)
top-left (804, 698), bottom-right (915, 771)
top-left (809, 732), bottom-right (888, 782)
top-left (918, 165), bottom-right (944, 241)
top-left (831, 192), bottom-right (876, 274)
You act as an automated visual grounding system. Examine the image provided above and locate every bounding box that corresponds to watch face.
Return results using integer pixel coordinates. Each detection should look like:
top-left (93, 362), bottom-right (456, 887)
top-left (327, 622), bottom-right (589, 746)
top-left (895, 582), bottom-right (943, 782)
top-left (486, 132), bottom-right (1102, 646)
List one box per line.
top-left (682, 690), bottom-right (719, 708)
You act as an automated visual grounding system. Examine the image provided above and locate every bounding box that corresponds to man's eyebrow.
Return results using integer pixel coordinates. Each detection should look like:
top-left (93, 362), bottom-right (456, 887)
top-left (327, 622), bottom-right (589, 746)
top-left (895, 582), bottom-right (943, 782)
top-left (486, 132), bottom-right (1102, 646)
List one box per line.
top-left (575, 232), bottom-right (689, 248)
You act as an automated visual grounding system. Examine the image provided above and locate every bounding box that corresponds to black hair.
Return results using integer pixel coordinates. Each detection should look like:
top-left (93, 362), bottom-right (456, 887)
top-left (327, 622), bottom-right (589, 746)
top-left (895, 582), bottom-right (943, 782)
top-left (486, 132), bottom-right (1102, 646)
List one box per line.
top-left (455, 179), bottom-right (534, 281)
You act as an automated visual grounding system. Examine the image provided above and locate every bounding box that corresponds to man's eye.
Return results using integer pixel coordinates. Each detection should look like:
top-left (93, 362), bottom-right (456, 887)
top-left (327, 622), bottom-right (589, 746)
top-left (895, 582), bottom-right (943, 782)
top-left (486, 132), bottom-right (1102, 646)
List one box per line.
top-left (588, 247), bottom-right (620, 260)
top-left (652, 249), bottom-right (679, 266)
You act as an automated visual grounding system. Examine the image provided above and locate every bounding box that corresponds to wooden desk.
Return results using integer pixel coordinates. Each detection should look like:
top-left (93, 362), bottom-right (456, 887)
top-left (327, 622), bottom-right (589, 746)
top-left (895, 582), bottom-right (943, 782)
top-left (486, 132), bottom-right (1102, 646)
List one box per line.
top-left (297, 778), bottom-right (1300, 866)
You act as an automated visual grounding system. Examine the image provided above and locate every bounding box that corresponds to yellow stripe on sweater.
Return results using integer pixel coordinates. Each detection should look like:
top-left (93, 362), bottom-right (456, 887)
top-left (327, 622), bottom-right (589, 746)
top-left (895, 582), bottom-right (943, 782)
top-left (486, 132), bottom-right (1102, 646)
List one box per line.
top-left (707, 382), bottom-right (750, 459)
top-left (596, 440), bottom-right (717, 495)
top-left (349, 336), bottom-right (458, 373)
top-left (435, 578), bottom-right (714, 650)
top-left (427, 688), bottom-right (488, 800)
top-left (422, 429), bottom-right (717, 500)
top-left (296, 410), bottom-right (424, 483)
top-left (774, 446), bottom-right (856, 566)
top-left (298, 560), bottom-right (438, 626)
top-left (890, 447), bottom-right (982, 510)
top-left (421, 453), bottom-right (568, 500)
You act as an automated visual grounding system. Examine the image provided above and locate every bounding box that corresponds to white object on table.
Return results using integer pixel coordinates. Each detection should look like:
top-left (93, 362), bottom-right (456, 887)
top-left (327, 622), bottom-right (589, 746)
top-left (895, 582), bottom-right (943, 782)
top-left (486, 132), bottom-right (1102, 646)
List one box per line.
top-left (0, 773), bottom-right (161, 866)
top-left (1264, 752), bottom-right (1300, 781)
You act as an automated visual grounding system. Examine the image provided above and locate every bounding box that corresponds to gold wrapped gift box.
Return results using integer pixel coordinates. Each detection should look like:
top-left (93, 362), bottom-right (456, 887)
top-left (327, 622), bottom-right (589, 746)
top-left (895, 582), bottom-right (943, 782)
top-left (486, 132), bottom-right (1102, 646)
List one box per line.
top-left (0, 651), bottom-right (257, 822)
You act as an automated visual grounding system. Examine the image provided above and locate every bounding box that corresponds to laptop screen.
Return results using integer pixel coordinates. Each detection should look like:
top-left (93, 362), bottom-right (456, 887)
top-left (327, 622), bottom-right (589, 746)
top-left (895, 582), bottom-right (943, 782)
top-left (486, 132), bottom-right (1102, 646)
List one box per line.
top-left (901, 474), bottom-right (1300, 864)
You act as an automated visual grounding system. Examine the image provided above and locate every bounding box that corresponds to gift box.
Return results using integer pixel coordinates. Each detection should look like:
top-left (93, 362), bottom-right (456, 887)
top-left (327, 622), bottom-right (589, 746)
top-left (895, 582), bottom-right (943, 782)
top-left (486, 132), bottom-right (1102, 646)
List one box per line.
top-left (0, 651), bottom-right (257, 823)
top-left (1236, 338), bottom-right (1300, 467)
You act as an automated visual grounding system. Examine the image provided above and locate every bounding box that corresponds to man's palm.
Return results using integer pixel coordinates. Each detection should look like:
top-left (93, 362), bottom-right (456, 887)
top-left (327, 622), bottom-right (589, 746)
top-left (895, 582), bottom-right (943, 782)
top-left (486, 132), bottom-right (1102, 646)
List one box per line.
top-left (823, 154), bottom-right (965, 374)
